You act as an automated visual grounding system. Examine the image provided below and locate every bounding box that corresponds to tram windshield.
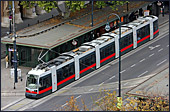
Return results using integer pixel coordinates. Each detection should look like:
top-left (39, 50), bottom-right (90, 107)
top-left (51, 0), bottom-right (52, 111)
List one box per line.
top-left (26, 74), bottom-right (38, 89)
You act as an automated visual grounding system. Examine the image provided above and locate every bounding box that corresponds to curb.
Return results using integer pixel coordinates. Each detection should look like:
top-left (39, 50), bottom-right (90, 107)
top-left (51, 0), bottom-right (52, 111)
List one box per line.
top-left (1, 92), bottom-right (25, 97)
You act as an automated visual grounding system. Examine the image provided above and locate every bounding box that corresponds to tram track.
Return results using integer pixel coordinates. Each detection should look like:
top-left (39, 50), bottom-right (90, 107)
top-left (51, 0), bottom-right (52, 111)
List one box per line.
top-left (2, 98), bottom-right (35, 111)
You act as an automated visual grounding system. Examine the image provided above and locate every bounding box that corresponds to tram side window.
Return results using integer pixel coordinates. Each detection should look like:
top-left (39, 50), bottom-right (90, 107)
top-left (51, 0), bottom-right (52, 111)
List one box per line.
top-left (120, 33), bottom-right (133, 49)
top-left (153, 20), bottom-right (158, 32)
top-left (57, 63), bottom-right (75, 82)
top-left (39, 74), bottom-right (52, 91)
top-left (80, 53), bottom-right (95, 70)
top-left (137, 25), bottom-right (150, 40)
top-left (100, 43), bottom-right (115, 60)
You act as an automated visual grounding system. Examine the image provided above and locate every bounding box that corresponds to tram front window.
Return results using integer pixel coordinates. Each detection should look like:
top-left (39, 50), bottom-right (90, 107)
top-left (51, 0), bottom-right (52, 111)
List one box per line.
top-left (26, 74), bottom-right (38, 89)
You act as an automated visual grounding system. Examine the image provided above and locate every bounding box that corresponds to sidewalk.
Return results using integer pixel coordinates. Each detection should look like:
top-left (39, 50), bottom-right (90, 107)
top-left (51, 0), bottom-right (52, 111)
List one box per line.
top-left (126, 67), bottom-right (169, 99)
top-left (1, 59), bottom-right (31, 109)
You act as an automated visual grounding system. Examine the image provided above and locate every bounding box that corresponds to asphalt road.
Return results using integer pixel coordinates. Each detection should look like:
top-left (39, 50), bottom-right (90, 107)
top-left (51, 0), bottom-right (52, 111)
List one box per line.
top-left (22, 21), bottom-right (169, 111)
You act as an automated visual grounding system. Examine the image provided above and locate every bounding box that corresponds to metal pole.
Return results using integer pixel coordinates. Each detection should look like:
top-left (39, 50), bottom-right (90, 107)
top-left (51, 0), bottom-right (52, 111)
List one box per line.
top-left (106, 13), bottom-right (121, 97)
top-left (105, 13), bottom-right (122, 109)
top-left (127, 2), bottom-right (129, 12)
top-left (91, 0), bottom-right (93, 27)
top-left (118, 21), bottom-right (121, 97)
top-left (12, 1), bottom-right (18, 89)
top-left (162, 2), bottom-right (164, 17)
top-left (9, 5), bottom-right (12, 34)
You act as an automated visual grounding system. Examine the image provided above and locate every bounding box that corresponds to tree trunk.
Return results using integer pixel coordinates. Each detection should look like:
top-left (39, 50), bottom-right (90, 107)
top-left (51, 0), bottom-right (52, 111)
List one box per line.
top-left (15, 1), bottom-right (23, 24)
top-left (57, 1), bottom-right (70, 19)
top-left (35, 5), bottom-right (46, 15)
top-left (23, 6), bottom-right (37, 18)
top-left (1, 1), bottom-right (10, 27)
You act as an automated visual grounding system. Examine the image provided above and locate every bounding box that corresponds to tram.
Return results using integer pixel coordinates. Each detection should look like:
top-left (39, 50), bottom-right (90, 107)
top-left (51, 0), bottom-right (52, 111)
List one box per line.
top-left (25, 15), bottom-right (159, 99)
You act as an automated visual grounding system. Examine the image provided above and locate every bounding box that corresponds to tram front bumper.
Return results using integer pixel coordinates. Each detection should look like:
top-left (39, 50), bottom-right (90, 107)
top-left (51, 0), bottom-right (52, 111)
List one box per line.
top-left (25, 92), bottom-right (39, 99)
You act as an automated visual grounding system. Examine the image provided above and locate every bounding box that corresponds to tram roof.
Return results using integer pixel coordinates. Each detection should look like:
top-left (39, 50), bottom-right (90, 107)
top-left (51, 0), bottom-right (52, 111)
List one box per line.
top-left (1, 1), bottom-right (154, 49)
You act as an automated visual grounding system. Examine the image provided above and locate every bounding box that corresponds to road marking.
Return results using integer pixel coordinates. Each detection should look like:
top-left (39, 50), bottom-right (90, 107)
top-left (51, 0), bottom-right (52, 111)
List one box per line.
top-left (139, 58), bottom-right (145, 62)
top-left (138, 71), bottom-right (148, 77)
top-left (109, 76), bottom-right (115, 80)
top-left (62, 103), bottom-right (68, 107)
top-left (158, 48), bottom-right (163, 52)
top-left (98, 82), bottom-right (104, 86)
top-left (148, 46), bottom-right (155, 50)
top-left (155, 45), bottom-right (160, 48)
top-left (89, 88), bottom-right (93, 91)
top-left (157, 59), bottom-right (167, 66)
top-left (124, 82), bottom-right (128, 85)
top-left (167, 45), bottom-right (169, 47)
top-left (75, 95), bottom-right (81, 99)
top-left (149, 53), bottom-right (154, 57)
top-left (131, 64), bottom-right (136, 68)
top-left (120, 70), bottom-right (126, 73)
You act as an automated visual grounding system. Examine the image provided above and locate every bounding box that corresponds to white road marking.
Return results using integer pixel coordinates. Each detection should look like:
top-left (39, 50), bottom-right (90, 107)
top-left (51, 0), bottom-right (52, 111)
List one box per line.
top-left (138, 71), bottom-right (148, 77)
top-left (167, 45), bottom-right (169, 47)
top-left (148, 46), bottom-right (155, 50)
top-left (62, 103), bottom-right (68, 107)
top-left (149, 53), bottom-right (154, 57)
top-left (75, 95), bottom-right (81, 99)
top-left (98, 82), bottom-right (104, 86)
top-left (131, 64), bottom-right (136, 68)
top-left (120, 70), bottom-right (126, 73)
top-left (155, 45), bottom-right (160, 48)
top-left (139, 58), bottom-right (145, 62)
top-left (109, 76), bottom-right (115, 80)
top-left (89, 88), bottom-right (94, 91)
top-left (124, 82), bottom-right (128, 85)
top-left (158, 48), bottom-right (163, 52)
top-left (157, 59), bottom-right (167, 66)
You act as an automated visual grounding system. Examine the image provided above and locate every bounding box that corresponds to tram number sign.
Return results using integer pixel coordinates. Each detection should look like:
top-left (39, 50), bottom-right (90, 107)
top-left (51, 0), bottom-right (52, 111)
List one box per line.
top-left (72, 40), bottom-right (77, 46)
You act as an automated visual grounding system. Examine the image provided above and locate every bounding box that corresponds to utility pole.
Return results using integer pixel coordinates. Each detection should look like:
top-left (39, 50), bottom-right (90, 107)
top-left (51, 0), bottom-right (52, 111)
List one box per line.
top-left (9, 5), bottom-right (12, 34)
top-left (162, 2), bottom-right (164, 17)
top-left (12, 1), bottom-right (18, 89)
top-left (91, 0), bottom-right (93, 27)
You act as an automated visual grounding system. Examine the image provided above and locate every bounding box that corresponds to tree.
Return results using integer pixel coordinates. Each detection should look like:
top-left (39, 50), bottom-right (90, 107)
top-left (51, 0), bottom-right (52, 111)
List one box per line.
top-left (20, 1), bottom-right (128, 19)
top-left (58, 90), bottom-right (169, 111)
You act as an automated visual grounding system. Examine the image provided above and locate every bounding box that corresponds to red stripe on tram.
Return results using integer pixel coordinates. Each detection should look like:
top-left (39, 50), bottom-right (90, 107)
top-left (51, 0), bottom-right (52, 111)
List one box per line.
top-left (137, 29), bottom-right (159, 44)
top-left (57, 74), bottom-right (75, 86)
top-left (26, 90), bottom-right (37, 94)
top-left (100, 53), bottom-right (115, 63)
top-left (153, 29), bottom-right (159, 35)
top-left (80, 63), bottom-right (96, 74)
top-left (137, 35), bottom-right (150, 44)
top-left (121, 44), bottom-right (133, 52)
top-left (39, 86), bottom-right (52, 94)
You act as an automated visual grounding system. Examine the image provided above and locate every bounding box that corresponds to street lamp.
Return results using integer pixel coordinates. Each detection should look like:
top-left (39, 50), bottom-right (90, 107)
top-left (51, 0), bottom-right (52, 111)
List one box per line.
top-left (12, 1), bottom-right (18, 89)
top-left (105, 13), bottom-right (122, 109)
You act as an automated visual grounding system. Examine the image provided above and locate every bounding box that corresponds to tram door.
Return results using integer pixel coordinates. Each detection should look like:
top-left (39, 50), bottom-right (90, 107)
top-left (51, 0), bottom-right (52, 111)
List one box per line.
top-left (51, 66), bottom-right (57, 92)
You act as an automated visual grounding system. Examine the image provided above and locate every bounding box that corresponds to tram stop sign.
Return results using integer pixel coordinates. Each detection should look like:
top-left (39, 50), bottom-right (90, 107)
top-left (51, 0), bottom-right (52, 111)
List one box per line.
top-left (72, 40), bottom-right (77, 46)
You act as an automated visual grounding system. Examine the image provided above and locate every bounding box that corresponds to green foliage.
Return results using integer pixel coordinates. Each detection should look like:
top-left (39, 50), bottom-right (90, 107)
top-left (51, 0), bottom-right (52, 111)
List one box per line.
top-left (65, 1), bottom-right (86, 12)
top-left (108, 1), bottom-right (128, 11)
top-left (20, 1), bottom-right (36, 9)
top-left (36, 1), bottom-right (58, 13)
top-left (20, 1), bottom-right (129, 15)
top-left (95, 1), bottom-right (106, 9)
top-left (62, 90), bottom-right (169, 111)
